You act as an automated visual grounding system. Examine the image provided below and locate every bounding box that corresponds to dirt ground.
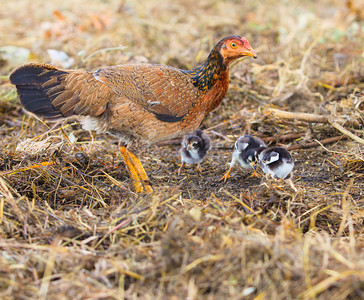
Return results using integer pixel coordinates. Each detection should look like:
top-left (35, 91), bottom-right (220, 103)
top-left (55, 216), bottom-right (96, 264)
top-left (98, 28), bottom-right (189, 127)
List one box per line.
top-left (0, 0), bottom-right (363, 299)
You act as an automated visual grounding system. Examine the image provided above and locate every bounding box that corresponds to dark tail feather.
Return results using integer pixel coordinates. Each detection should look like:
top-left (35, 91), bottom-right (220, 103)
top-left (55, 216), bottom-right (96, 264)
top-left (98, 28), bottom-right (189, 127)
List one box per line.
top-left (10, 63), bottom-right (69, 120)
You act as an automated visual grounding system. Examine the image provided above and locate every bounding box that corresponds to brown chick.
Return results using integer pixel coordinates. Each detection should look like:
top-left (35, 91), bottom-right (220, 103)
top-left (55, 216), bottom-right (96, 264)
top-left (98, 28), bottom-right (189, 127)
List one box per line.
top-left (10, 35), bottom-right (257, 193)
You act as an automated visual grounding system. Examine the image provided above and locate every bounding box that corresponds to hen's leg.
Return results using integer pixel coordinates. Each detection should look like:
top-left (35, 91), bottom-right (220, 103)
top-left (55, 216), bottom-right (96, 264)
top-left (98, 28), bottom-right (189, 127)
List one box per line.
top-left (119, 146), bottom-right (153, 193)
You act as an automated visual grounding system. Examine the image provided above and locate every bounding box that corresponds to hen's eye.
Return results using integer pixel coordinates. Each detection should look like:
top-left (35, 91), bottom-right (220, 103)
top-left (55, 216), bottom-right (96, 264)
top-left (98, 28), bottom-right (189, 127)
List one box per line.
top-left (231, 42), bottom-right (237, 48)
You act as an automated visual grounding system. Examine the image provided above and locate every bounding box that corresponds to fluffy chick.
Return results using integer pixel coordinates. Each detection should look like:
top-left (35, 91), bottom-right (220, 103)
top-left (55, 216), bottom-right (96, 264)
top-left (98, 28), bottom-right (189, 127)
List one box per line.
top-left (257, 146), bottom-right (294, 179)
top-left (220, 135), bottom-right (266, 182)
top-left (178, 129), bottom-right (211, 175)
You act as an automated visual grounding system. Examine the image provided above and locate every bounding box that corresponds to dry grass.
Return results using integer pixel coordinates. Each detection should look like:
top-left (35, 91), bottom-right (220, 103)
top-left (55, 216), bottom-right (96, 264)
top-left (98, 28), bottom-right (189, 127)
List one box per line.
top-left (0, 0), bottom-right (364, 299)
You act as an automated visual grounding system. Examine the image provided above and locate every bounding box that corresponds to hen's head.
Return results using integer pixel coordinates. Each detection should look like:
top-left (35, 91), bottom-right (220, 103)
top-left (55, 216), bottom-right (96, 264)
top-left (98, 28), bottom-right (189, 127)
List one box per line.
top-left (216, 35), bottom-right (257, 65)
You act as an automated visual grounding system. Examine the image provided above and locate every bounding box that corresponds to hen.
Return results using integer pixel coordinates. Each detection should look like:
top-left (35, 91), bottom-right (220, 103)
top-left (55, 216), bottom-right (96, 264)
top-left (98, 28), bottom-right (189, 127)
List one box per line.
top-left (10, 35), bottom-right (256, 193)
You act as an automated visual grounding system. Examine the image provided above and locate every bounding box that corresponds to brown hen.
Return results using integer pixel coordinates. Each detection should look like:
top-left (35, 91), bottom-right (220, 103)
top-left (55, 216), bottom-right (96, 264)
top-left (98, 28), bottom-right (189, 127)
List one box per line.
top-left (10, 35), bottom-right (256, 193)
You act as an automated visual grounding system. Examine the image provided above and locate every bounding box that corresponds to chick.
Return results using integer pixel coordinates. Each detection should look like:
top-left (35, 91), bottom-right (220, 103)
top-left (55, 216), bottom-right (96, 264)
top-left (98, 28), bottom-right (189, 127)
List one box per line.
top-left (257, 146), bottom-right (297, 191)
top-left (220, 135), bottom-right (266, 182)
top-left (178, 129), bottom-right (211, 175)
top-left (257, 147), bottom-right (294, 179)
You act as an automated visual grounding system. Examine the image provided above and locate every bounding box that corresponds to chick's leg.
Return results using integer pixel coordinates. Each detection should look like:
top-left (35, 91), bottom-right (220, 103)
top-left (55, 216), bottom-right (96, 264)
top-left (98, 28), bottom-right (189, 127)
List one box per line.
top-left (219, 166), bottom-right (232, 182)
top-left (249, 164), bottom-right (261, 178)
top-left (119, 146), bottom-right (153, 193)
top-left (178, 161), bottom-right (185, 176)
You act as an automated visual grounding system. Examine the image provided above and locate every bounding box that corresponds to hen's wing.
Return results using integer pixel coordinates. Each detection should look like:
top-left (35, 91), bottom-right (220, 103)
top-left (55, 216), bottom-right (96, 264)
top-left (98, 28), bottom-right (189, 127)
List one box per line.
top-left (94, 64), bottom-right (200, 122)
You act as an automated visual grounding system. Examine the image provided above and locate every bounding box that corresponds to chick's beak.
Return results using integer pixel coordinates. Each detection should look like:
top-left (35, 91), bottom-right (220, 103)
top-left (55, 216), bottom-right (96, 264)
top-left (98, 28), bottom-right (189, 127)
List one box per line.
top-left (242, 47), bottom-right (257, 59)
top-left (251, 160), bottom-right (257, 168)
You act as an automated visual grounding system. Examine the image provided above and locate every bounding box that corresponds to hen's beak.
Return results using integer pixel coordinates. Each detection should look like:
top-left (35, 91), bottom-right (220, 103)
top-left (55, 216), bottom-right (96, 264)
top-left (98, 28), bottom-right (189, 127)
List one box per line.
top-left (242, 48), bottom-right (257, 59)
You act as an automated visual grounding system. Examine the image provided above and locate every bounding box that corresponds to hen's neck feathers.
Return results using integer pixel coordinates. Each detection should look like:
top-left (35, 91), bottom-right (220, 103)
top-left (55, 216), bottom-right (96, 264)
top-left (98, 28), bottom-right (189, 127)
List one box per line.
top-left (182, 47), bottom-right (226, 94)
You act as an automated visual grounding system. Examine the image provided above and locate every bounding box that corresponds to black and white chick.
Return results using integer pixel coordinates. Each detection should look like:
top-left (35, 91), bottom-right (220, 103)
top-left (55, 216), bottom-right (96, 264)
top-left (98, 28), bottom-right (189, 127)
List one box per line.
top-left (257, 146), bottom-right (294, 180)
top-left (178, 129), bottom-right (211, 175)
top-left (220, 135), bottom-right (267, 182)
top-left (257, 146), bottom-right (297, 191)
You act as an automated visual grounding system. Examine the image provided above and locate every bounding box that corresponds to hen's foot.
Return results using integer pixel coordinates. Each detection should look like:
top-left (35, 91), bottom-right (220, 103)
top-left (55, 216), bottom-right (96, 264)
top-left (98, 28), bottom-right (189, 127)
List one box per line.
top-left (119, 146), bottom-right (153, 193)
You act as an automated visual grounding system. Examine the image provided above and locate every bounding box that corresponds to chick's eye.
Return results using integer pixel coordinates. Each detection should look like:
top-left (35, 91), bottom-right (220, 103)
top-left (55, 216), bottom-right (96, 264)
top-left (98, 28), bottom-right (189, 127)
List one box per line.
top-left (230, 42), bottom-right (237, 48)
top-left (192, 142), bottom-right (198, 147)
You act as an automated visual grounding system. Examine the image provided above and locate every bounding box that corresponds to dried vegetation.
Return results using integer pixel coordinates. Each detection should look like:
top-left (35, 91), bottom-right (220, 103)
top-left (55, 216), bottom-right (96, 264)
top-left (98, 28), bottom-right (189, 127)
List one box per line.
top-left (0, 0), bottom-right (363, 299)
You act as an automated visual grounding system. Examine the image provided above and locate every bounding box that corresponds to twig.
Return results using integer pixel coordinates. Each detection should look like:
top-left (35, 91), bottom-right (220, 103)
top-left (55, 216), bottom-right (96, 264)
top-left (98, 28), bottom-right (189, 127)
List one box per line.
top-left (93, 217), bottom-right (132, 249)
top-left (268, 108), bottom-right (328, 123)
top-left (222, 189), bottom-right (254, 213)
top-left (46, 169), bottom-right (91, 192)
top-left (270, 92), bottom-right (294, 104)
top-left (329, 120), bottom-right (364, 145)
top-left (80, 46), bottom-right (127, 62)
top-left (0, 162), bottom-right (54, 176)
top-left (288, 135), bottom-right (347, 151)
top-left (314, 140), bottom-right (363, 162)
top-left (208, 130), bottom-right (233, 142)
top-left (205, 116), bottom-right (245, 131)
top-left (75, 169), bottom-right (129, 192)
top-left (300, 35), bottom-right (320, 71)
top-left (268, 108), bottom-right (364, 144)
top-left (39, 206), bottom-right (66, 223)
top-left (268, 108), bottom-right (361, 128)
top-left (264, 132), bottom-right (305, 143)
